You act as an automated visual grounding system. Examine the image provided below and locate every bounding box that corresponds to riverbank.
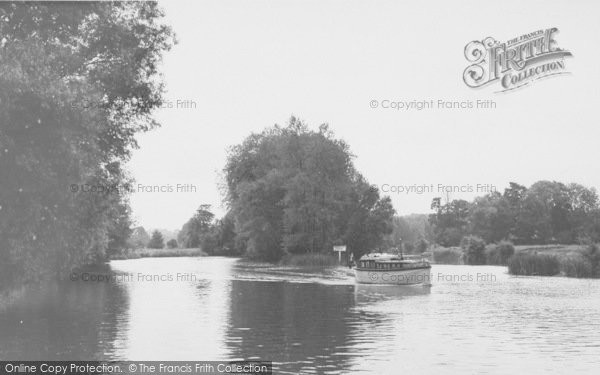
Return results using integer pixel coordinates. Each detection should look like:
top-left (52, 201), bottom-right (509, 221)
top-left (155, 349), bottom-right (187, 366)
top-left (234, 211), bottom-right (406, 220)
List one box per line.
top-left (110, 248), bottom-right (208, 260)
top-left (509, 244), bottom-right (599, 278)
top-left (279, 253), bottom-right (340, 267)
top-left (432, 243), bottom-right (600, 279)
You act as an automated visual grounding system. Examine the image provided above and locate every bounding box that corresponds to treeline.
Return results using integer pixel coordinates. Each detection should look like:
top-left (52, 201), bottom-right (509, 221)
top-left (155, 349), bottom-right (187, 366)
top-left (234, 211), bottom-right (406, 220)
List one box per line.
top-left (433, 237), bottom-right (600, 278)
top-left (129, 227), bottom-right (179, 250)
top-left (0, 3), bottom-right (174, 288)
top-left (429, 181), bottom-right (600, 246)
top-left (177, 119), bottom-right (396, 261)
top-left (177, 205), bottom-right (237, 255)
top-left (383, 214), bottom-right (433, 253)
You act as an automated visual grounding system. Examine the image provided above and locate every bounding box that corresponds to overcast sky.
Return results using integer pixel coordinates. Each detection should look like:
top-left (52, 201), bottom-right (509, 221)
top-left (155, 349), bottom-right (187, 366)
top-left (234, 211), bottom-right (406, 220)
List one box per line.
top-left (127, 0), bottom-right (600, 230)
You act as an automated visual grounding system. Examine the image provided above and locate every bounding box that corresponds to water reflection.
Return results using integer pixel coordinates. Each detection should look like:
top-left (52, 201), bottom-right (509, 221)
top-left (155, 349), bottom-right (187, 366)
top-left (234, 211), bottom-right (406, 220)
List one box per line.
top-left (354, 283), bottom-right (431, 303)
top-left (109, 257), bottom-right (235, 359)
top-left (1, 259), bottom-right (599, 374)
top-left (226, 281), bottom-right (363, 374)
top-left (0, 278), bottom-right (128, 359)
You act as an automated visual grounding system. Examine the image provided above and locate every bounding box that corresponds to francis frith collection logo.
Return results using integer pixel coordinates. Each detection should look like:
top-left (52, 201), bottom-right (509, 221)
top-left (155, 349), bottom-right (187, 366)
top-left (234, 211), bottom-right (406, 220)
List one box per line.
top-left (463, 28), bottom-right (572, 92)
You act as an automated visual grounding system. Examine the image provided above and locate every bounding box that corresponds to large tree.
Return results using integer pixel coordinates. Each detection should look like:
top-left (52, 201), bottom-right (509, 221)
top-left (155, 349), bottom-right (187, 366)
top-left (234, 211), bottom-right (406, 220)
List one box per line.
top-left (0, 2), bottom-right (174, 286)
top-left (223, 118), bottom-right (395, 261)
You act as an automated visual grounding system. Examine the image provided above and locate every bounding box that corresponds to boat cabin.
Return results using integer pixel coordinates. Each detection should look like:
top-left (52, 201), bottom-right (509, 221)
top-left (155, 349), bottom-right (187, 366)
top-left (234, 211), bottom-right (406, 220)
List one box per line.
top-left (357, 253), bottom-right (430, 270)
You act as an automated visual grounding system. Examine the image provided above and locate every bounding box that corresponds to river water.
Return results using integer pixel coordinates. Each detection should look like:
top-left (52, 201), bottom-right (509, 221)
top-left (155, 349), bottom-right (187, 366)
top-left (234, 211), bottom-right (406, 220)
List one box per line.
top-left (1, 257), bottom-right (599, 374)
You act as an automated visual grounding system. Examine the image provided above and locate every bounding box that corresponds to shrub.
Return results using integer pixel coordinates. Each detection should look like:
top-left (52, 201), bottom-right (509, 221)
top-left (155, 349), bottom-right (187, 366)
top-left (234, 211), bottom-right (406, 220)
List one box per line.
top-left (584, 244), bottom-right (600, 277)
top-left (560, 254), bottom-right (594, 278)
top-left (433, 247), bottom-right (463, 264)
top-left (460, 236), bottom-right (486, 265)
top-left (166, 239), bottom-right (178, 249)
top-left (415, 238), bottom-right (429, 254)
top-left (507, 253), bottom-right (560, 276)
top-left (486, 241), bottom-right (515, 265)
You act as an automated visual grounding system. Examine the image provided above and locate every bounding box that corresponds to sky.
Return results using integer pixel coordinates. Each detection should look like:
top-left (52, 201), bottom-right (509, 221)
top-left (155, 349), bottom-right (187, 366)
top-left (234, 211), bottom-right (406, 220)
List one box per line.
top-left (127, 0), bottom-right (600, 230)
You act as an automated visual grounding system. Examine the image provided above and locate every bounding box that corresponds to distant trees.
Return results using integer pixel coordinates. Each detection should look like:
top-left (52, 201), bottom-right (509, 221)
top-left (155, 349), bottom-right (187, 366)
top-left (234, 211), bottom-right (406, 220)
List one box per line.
top-left (220, 118), bottom-right (395, 261)
top-left (384, 214), bottom-right (434, 253)
top-left (0, 2), bottom-right (174, 287)
top-left (178, 205), bottom-right (215, 248)
top-left (147, 231), bottom-right (165, 249)
top-left (129, 227), bottom-right (150, 249)
top-left (415, 238), bottom-right (430, 253)
top-left (429, 198), bottom-right (470, 246)
top-left (166, 239), bottom-right (178, 249)
top-left (429, 181), bottom-right (600, 246)
top-left (178, 206), bottom-right (237, 255)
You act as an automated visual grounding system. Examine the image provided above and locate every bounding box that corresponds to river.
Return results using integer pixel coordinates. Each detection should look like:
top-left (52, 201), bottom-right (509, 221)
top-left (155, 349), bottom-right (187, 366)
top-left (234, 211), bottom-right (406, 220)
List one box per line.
top-left (1, 257), bottom-right (599, 374)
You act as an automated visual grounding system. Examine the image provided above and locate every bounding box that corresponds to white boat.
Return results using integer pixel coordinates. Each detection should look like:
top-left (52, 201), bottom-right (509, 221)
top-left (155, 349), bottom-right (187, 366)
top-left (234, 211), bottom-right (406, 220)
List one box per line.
top-left (354, 253), bottom-right (432, 285)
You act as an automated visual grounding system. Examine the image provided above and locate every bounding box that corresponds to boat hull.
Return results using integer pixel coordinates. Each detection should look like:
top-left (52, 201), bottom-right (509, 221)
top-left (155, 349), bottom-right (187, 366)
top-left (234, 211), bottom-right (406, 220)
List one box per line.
top-left (355, 267), bottom-right (431, 285)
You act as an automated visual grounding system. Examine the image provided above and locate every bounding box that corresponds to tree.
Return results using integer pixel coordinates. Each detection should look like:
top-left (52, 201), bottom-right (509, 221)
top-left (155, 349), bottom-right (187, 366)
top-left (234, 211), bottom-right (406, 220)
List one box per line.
top-left (147, 231), bottom-right (165, 249)
top-left (426, 181), bottom-right (600, 248)
top-left (429, 199), bottom-right (470, 246)
top-left (130, 227), bottom-right (150, 249)
top-left (468, 192), bottom-right (513, 243)
top-left (178, 204), bottom-right (215, 248)
top-left (106, 198), bottom-right (134, 257)
top-left (166, 239), bottom-right (178, 249)
top-left (415, 238), bottom-right (429, 253)
top-left (0, 2), bottom-right (174, 287)
top-left (223, 118), bottom-right (395, 261)
top-left (460, 235), bottom-right (486, 265)
top-left (384, 214), bottom-right (433, 250)
top-left (516, 181), bottom-right (571, 244)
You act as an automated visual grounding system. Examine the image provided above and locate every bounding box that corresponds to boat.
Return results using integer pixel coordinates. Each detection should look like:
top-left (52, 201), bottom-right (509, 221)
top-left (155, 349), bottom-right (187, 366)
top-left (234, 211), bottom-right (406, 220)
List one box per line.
top-left (354, 252), bottom-right (432, 285)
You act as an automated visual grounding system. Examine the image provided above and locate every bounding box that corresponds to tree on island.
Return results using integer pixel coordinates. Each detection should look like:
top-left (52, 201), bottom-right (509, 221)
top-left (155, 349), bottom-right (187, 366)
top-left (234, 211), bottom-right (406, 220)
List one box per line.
top-left (148, 231), bottom-right (165, 249)
top-left (222, 117), bottom-right (395, 261)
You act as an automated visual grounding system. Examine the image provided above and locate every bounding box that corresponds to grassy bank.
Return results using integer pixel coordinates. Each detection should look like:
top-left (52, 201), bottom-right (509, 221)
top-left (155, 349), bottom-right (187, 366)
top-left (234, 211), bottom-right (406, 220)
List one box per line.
top-left (111, 248), bottom-right (208, 260)
top-left (279, 253), bottom-right (339, 267)
top-left (434, 242), bottom-right (600, 278)
top-left (507, 253), bottom-right (561, 276)
top-left (509, 244), bottom-right (599, 278)
top-left (514, 244), bottom-right (586, 257)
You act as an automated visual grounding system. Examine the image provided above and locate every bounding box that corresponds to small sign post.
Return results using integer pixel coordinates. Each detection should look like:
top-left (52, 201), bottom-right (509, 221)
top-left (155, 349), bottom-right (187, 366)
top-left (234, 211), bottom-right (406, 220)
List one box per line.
top-left (333, 245), bottom-right (346, 264)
